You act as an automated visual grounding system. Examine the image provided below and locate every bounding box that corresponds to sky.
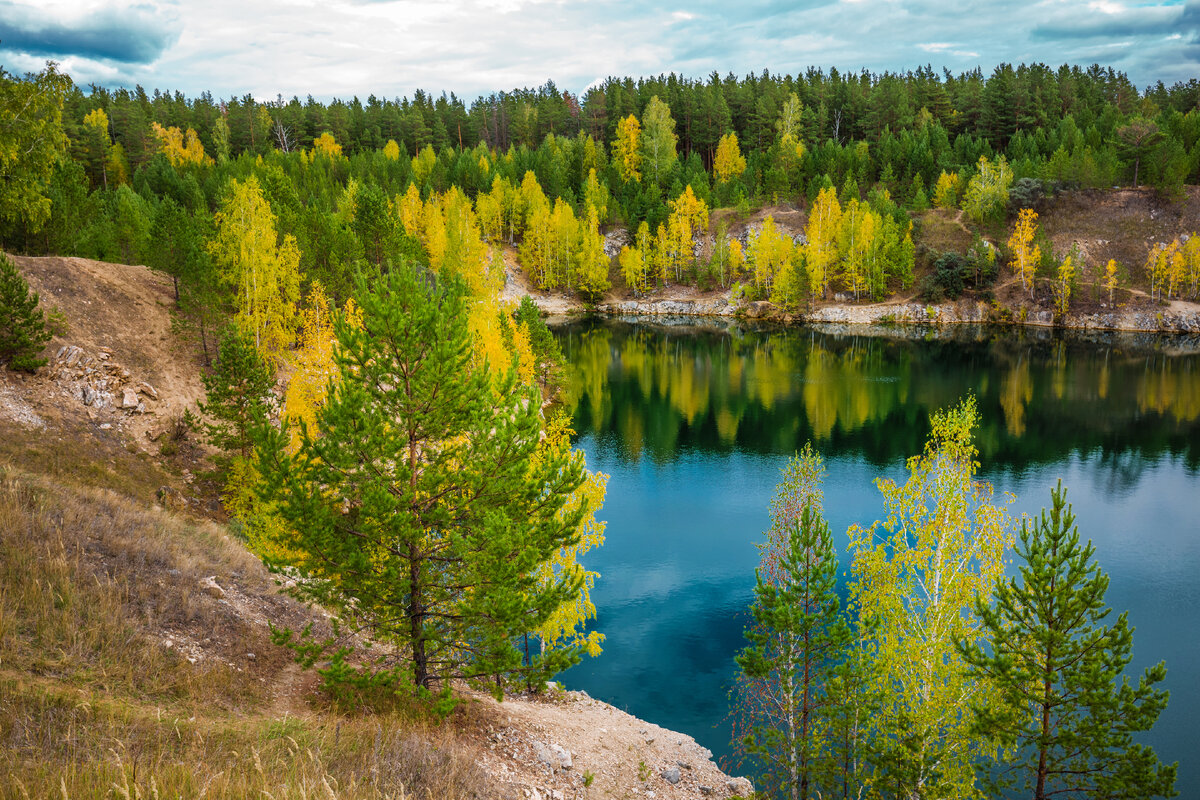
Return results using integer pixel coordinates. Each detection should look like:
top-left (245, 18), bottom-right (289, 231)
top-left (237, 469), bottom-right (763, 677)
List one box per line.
top-left (1, 0), bottom-right (1197, 102)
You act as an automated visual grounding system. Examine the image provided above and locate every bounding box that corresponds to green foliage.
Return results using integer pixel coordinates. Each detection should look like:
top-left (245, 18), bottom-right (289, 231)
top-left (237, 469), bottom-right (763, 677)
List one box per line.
top-left (848, 397), bottom-right (1015, 799)
top-left (737, 446), bottom-right (851, 800)
top-left (255, 262), bottom-right (589, 697)
top-left (198, 325), bottom-right (276, 465)
top-left (0, 253), bottom-right (51, 371)
top-left (959, 481), bottom-right (1177, 800)
top-left (961, 156), bottom-right (1013, 223)
top-left (0, 63), bottom-right (71, 234)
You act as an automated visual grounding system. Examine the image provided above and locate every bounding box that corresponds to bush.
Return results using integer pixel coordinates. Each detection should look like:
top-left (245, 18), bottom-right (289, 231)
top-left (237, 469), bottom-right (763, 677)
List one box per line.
top-left (0, 254), bottom-right (51, 372)
top-left (919, 252), bottom-right (968, 301)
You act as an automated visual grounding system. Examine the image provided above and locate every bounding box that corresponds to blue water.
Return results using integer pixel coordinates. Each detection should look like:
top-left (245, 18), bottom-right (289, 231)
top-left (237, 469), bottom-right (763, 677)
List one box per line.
top-left (554, 319), bottom-right (1200, 789)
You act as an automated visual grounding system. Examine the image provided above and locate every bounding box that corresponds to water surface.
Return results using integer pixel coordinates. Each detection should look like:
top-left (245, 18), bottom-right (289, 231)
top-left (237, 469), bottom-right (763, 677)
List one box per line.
top-left (554, 318), bottom-right (1200, 788)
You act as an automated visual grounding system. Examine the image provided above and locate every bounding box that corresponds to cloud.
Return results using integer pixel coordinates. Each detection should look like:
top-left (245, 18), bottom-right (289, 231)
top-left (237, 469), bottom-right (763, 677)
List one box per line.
top-left (0, 0), bottom-right (1195, 101)
top-left (0, 1), bottom-right (177, 64)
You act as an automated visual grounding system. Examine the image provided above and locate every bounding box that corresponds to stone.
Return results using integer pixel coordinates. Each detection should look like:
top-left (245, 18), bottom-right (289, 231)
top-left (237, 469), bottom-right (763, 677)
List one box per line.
top-left (699, 786), bottom-right (714, 796)
top-left (199, 576), bottom-right (225, 599)
top-left (82, 386), bottom-right (96, 406)
top-left (139, 382), bottom-right (159, 400)
top-left (157, 486), bottom-right (188, 510)
top-left (661, 767), bottom-right (681, 784)
top-left (121, 388), bottom-right (139, 409)
top-left (726, 777), bottom-right (754, 797)
top-left (533, 741), bottom-right (572, 770)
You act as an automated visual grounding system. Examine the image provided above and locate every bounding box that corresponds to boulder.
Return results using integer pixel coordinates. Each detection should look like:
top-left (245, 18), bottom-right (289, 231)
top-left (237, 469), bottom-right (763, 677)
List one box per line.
top-left (661, 767), bottom-right (681, 785)
top-left (121, 388), bottom-right (139, 409)
top-left (199, 576), bottom-right (226, 599)
top-left (139, 382), bottom-right (159, 400)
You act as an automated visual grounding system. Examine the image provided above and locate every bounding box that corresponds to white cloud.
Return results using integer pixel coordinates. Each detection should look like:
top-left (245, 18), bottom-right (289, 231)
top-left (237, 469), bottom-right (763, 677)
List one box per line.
top-left (0, 0), bottom-right (1194, 99)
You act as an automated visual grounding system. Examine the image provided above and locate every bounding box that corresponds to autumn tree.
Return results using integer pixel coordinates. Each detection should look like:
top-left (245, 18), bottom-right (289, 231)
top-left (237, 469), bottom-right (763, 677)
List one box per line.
top-left (152, 122), bottom-right (212, 166)
top-left (531, 415), bottom-right (608, 661)
top-left (805, 187), bottom-right (842, 299)
top-left (714, 132), bottom-right (747, 183)
top-left (613, 114), bottom-right (642, 183)
top-left (737, 445), bottom-right (851, 800)
top-left (960, 481), bottom-right (1177, 800)
top-left (1103, 258), bottom-right (1120, 303)
top-left (848, 397), bottom-right (1015, 799)
top-left (932, 171), bottom-right (961, 210)
top-left (1055, 253), bottom-right (1075, 316)
top-left (208, 176), bottom-right (302, 362)
top-left (620, 221), bottom-right (651, 294)
top-left (1008, 207), bottom-right (1041, 297)
top-left (255, 264), bottom-right (590, 696)
top-left (313, 132), bottom-right (343, 159)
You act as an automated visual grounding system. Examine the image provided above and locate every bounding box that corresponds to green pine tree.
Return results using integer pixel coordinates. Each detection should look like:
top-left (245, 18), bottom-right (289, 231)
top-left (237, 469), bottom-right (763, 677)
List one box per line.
top-left (198, 324), bottom-right (275, 466)
top-left (255, 262), bottom-right (589, 699)
top-left (959, 480), bottom-right (1177, 800)
top-left (737, 446), bottom-right (851, 800)
top-left (0, 253), bottom-right (51, 372)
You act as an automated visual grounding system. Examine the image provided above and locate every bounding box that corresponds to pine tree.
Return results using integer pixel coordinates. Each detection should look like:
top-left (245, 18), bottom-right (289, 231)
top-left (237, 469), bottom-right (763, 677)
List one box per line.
top-left (736, 446), bottom-right (851, 800)
top-left (959, 481), bottom-right (1177, 800)
top-left (0, 253), bottom-right (51, 372)
top-left (255, 262), bottom-right (589, 697)
top-left (198, 324), bottom-right (276, 466)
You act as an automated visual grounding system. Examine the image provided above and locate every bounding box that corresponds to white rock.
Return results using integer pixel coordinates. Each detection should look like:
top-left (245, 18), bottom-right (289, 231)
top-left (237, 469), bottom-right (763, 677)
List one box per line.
top-left (199, 576), bottom-right (225, 599)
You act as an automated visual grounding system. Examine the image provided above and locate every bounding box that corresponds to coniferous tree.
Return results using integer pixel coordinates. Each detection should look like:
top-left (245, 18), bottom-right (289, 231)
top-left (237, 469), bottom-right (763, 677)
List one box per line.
top-left (0, 253), bottom-right (51, 372)
top-left (737, 446), bottom-right (851, 800)
top-left (959, 481), bottom-right (1177, 800)
top-left (255, 262), bottom-right (589, 697)
top-left (198, 324), bottom-right (276, 466)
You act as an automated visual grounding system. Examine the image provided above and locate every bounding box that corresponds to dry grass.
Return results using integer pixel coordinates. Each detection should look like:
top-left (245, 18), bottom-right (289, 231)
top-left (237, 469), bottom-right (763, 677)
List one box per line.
top-left (0, 464), bottom-right (494, 800)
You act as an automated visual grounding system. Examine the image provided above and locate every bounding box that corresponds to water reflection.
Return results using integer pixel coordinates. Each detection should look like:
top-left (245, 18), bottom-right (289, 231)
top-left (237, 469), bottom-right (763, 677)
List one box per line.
top-left (557, 320), bottom-right (1200, 477)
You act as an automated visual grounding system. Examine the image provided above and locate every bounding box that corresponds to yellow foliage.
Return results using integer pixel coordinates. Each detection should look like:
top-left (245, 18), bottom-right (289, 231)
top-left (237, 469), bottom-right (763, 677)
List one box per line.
top-left (1055, 255), bottom-right (1074, 315)
top-left (1007, 208), bottom-right (1041, 296)
top-left (805, 187), bottom-right (842, 298)
top-left (151, 122), bottom-right (213, 167)
top-left (82, 107), bottom-right (108, 134)
top-left (313, 132), bottom-right (342, 159)
top-left (1103, 258), bottom-right (1120, 303)
top-left (932, 171), bottom-right (960, 209)
top-left (207, 176), bottom-right (301, 362)
top-left (532, 416), bottom-right (608, 657)
top-left (411, 145), bottom-right (437, 187)
top-left (614, 114), bottom-right (642, 183)
top-left (714, 132), bottom-right (747, 182)
top-left (382, 139), bottom-right (401, 160)
top-left (284, 283), bottom-right (337, 447)
top-left (397, 183), bottom-right (423, 235)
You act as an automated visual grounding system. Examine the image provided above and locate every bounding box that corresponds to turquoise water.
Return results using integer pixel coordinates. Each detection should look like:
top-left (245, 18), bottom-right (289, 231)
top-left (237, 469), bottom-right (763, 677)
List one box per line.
top-left (554, 318), bottom-right (1200, 788)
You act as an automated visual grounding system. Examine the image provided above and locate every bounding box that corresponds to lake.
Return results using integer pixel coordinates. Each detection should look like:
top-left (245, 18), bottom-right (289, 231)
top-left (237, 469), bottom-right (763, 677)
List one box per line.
top-left (553, 317), bottom-right (1200, 790)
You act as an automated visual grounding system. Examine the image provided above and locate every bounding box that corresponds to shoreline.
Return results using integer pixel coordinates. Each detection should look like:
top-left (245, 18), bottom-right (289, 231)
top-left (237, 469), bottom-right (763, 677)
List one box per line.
top-left (527, 290), bottom-right (1200, 336)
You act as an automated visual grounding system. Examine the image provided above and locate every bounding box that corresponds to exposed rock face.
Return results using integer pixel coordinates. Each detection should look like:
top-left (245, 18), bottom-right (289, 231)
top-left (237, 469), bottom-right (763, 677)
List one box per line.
top-left (596, 297), bottom-right (734, 317)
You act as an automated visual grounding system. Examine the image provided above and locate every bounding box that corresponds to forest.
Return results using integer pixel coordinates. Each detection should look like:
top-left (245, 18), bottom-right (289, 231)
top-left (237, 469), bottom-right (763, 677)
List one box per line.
top-left (3, 61), bottom-right (1200, 326)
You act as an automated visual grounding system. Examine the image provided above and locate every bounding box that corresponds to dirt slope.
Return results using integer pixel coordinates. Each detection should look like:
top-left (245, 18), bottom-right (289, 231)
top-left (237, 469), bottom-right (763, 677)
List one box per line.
top-left (1, 253), bottom-right (756, 799)
top-left (6, 254), bottom-right (206, 445)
